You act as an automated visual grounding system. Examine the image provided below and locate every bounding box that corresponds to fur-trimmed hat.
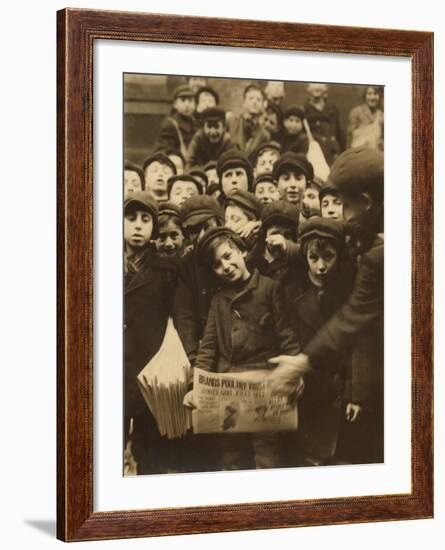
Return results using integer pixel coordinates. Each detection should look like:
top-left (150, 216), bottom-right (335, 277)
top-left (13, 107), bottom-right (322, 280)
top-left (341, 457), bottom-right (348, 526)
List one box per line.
top-left (273, 152), bottom-right (314, 183)
top-left (124, 191), bottom-right (159, 239)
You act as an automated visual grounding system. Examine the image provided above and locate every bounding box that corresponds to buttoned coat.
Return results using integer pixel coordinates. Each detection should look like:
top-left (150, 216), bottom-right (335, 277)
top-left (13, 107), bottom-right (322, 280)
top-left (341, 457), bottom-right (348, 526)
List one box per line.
top-left (195, 269), bottom-right (300, 373)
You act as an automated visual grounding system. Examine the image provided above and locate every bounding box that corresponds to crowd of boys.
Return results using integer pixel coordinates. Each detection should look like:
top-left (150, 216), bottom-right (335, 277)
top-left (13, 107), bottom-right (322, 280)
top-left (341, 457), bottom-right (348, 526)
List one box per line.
top-left (124, 78), bottom-right (384, 475)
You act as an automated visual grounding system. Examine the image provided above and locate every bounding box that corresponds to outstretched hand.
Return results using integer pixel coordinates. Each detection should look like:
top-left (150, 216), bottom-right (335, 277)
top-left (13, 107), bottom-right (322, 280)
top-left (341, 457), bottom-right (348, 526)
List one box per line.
top-left (266, 354), bottom-right (311, 395)
top-left (238, 220), bottom-right (261, 239)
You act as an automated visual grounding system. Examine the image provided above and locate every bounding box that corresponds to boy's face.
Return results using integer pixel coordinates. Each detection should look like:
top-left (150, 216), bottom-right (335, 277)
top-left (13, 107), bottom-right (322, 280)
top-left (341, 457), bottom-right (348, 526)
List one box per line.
top-left (221, 167), bottom-right (249, 195)
top-left (225, 205), bottom-right (250, 233)
top-left (264, 111), bottom-right (279, 134)
top-left (169, 180), bottom-right (199, 207)
top-left (124, 170), bottom-right (143, 195)
top-left (174, 95), bottom-right (196, 116)
top-left (321, 193), bottom-right (343, 220)
top-left (155, 218), bottom-right (184, 257)
top-left (186, 216), bottom-right (221, 246)
top-left (277, 169), bottom-right (307, 207)
top-left (255, 182), bottom-right (279, 204)
top-left (302, 187), bottom-right (320, 218)
top-left (212, 241), bottom-right (249, 283)
top-left (197, 91), bottom-right (217, 113)
top-left (144, 161), bottom-right (174, 202)
top-left (284, 115), bottom-right (303, 135)
top-left (254, 149), bottom-right (280, 176)
top-left (124, 209), bottom-right (153, 251)
top-left (243, 89), bottom-right (265, 116)
top-left (203, 120), bottom-right (224, 144)
top-left (306, 240), bottom-right (338, 285)
top-left (365, 87), bottom-right (380, 109)
top-left (168, 154), bottom-right (184, 175)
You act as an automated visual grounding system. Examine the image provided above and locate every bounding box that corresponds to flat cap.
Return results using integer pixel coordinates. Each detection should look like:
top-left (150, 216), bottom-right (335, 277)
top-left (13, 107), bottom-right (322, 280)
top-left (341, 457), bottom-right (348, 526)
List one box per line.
top-left (273, 152), bottom-right (314, 182)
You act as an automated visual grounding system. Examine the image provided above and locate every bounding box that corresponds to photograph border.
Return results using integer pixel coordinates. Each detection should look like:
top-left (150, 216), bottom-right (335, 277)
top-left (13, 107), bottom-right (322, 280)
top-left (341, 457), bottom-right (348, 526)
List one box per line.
top-left (57, 8), bottom-right (433, 542)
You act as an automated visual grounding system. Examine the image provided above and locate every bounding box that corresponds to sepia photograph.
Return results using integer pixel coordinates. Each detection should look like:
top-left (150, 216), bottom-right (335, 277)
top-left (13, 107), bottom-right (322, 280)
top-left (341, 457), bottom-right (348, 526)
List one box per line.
top-left (123, 73), bottom-right (384, 476)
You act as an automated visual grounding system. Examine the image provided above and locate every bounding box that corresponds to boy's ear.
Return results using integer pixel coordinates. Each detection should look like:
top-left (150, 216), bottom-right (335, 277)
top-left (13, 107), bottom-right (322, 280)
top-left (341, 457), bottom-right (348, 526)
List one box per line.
top-left (241, 250), bottom-right (247, 259)
top-left (361, 192), bottom-right (374, 211)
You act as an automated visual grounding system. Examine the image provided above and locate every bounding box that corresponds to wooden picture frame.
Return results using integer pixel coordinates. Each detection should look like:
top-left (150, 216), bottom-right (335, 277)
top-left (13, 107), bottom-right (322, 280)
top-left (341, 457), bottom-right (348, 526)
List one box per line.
top-left (57, 8), bottom-right (434, 542)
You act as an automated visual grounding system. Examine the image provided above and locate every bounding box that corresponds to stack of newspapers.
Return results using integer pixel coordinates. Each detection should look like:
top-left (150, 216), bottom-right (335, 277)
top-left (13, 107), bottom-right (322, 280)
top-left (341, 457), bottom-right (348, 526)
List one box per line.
top-left (137, 318), bottom-right (192, 439)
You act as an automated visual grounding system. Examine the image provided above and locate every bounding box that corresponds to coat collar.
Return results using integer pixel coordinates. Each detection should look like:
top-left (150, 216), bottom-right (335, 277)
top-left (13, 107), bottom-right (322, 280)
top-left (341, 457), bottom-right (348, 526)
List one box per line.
top-left (218, 268), bottom-right (260, 303)
top-left (125, 249), bottom-right (171, 294)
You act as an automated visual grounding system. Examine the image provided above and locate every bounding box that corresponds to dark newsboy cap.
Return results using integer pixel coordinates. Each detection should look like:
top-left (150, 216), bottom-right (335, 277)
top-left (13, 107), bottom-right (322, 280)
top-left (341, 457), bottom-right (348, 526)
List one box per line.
top-left (272, 152), bottom-right (314, 183)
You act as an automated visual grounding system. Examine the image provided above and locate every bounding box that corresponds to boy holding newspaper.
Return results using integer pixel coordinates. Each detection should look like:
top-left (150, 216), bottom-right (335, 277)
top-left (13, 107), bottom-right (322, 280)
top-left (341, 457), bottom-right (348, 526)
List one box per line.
top-left (184, 227), bottom-right (301, 470)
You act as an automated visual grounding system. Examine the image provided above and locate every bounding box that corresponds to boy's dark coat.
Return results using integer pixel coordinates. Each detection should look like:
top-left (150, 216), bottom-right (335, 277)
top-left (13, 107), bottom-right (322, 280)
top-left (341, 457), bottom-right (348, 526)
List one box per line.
top-left (195, 269), bottom-right (300, 373)
top-left (156, 112), bottom-right (196, 153)
top-left (173, 250), bottom-right (218, 365)
top-left (124, 250), bottom-right (176, 446)
top-left (280, 132), bottom-right (309, 155)
top-left (289, 274), bottom-right (353, 460)
top-left (227, 115), bottom-right (271, 156)
top-left (305, 236), bottom-right (384, 462)
top-left (186, 130), bottom-right (235, 169)
top-left (303, 101), bottom-right (344, 166)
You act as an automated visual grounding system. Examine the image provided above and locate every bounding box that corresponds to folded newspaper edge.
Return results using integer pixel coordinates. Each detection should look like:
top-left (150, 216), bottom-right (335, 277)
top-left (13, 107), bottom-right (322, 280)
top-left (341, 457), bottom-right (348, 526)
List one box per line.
top-left (192, 367), bottom-right (298, 434)
top-left (137, 318), bottom-right (192, 439)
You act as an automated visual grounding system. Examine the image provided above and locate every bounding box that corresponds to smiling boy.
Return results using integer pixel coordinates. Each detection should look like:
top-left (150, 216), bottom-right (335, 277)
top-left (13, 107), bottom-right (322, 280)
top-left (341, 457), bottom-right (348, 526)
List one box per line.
top-left (189, 227), bottom-right (300, 469)
top-left (186, 108), bottom-right (234, 169)
top-left (272, 152), bottom-right (314, 211)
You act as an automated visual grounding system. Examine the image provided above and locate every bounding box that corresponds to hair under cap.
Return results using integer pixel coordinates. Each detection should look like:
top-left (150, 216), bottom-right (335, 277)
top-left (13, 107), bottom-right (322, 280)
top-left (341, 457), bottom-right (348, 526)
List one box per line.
top-left (299, 216), bottom-right (345, 250)
top-left (196, 226), bottom-right (247, 264)
top-left (124, 191), bottom-right (159, 239)
top-left (272, 152), bottom-right (314, 182)
top-left (167, 174), bottom-right (203, 196)
top-left (216, 149), bottom-right (253, 188)
top-left (142, 152), bottom-right (177, 175)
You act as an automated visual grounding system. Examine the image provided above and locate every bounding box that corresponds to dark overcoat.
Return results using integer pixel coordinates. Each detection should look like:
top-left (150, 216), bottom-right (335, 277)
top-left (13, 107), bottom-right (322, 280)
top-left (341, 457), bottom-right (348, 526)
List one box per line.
top-left (303, 101), bottom-right (343, 166)
top-left (195, 269), bottom-right (300, 373)
top-left (305, 236), bottom-right (384, 462)
top-left (124, 250), bottom-right (176, 471)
